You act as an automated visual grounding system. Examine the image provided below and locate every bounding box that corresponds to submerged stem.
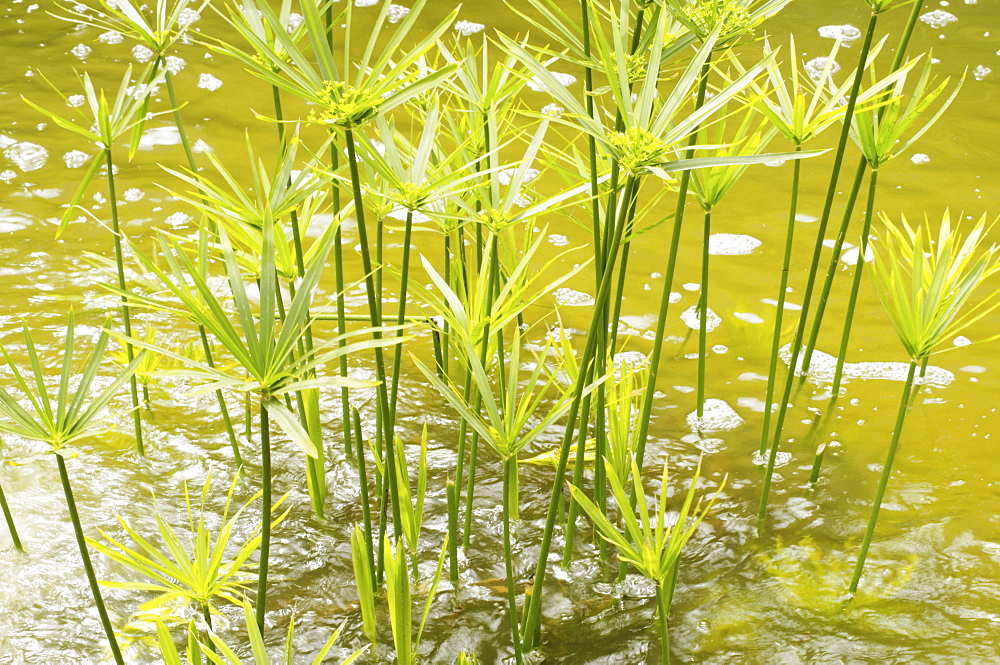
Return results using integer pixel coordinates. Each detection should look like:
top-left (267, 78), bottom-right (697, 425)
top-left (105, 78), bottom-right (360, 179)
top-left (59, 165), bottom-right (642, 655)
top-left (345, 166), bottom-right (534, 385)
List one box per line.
top-left (255, 400), bottom-right (272, 635)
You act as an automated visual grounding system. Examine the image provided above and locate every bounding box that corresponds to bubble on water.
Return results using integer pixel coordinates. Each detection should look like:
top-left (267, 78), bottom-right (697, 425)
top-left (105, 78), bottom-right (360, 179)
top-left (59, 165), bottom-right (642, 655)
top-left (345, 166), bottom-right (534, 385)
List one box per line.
top-left (708, 233), bottom-right (761, 255)
top-left (840, 245), bottom-right (873, 265)
top-left (548, 233), bottom-right (569, 247)
top-left (682, 282), bottom-right (699, 291)
top-left (712, 344), bottom-right (728, 354)
top-left (733, 311), bottom-right (764, 324)
top-left (0, 136), bottom-right (15, 150)
top-left (554, 287), bottom-right (594, 306)
top-left (286, 12), bottom-right (303, 30)
top-left (974, 65), bottom-right (992, 81)
top-left (542, 103), bottom-right (564, 117)
top-left (498, 167), bottom-right (540, 186)
top-left (70, 43), bottom-right (92, 59)
top-left (165, 56), bottom-right (186, 74)
top-left (454, 19), bottom-right (485, 36)
top-left (177, 8), bottom-right (201, 26)
top-left (911, 153), bottom-right (931, 164)
top-left (355, 0), bottom-right (378, 6)
top-left (98, 30), bottom-right (123, 44)
top-left (960, 365), bottom-right (986, 374)
top-left (63, 150), bottom-right (90, 168)
top-left (737, 396), bottom-right (768, 412)
top-left (613, 351), bottom-right (649, 369)
top-left (682, 433), bottom-right (727, 454)
top-left (818, 24), bottom-right (861, 42)
top-left (387, 5), bottom-right (410, 23)
top-left (763, 160), bottom-right (786, 167)
top-left (527, 72), bottom-right (577, 92)
top-left (953, 336), bottom-right (972, 347)
top-left (197, 73), bottom-right (223, 91)
top-left (920, 9), bottom-right (958, 28)
top-left (138, 126), bottom-right (180, 150)
top-left (0, 170), bottom-right (16, 184)
top-left (132, 44), bottom-right (154, 62)
top-left (669, 292), bottom-right (682, 303)
top-left (680, 306), bottom-right (721, 331)
top-left (123, 187), bottom-right (144, 202)
top-left (4, 142), bottom-right (48, 172)
top-left (762, 298), bottom-right (802, 310)
top-left (804, 57), bottom-right (839, 81)
top-left (686, 398), bottom-right (745, 432)
top-left (779, 343), bottom-right (955, 385)
top-left (795, 213), bottom-right (818, 223)
top-left (751, 449), bottom-right (792, 467)
top-left (67, 94), bottom-right (86, 108)
top-left (166, 212), bottom-right (192, 227)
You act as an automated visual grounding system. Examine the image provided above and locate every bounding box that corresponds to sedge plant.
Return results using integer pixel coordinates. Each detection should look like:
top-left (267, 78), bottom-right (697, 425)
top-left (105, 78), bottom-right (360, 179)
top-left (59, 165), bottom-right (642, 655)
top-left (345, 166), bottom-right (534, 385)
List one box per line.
top-left (0, 313), bottom-right (145, 665)
top-left (850, 211), bottom-right (1000, 595)
top-left (570, 458), bottom-right (725, 664)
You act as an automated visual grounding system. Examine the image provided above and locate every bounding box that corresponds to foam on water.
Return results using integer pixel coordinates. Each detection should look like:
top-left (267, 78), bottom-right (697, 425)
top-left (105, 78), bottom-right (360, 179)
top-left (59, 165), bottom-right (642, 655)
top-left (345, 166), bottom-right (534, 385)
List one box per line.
top-left (708, 233), bottom-right (761, 255)
top-left (138, 126), bottom-right (181, 150)
top-left (4, 142), bottom-right (48, 172)
top-left (805, 57), bottom-right (839, 81)
top-left (779, 344), bottom-right (956, 386)
top-left (921, 9), bottom-right (958, 28)
top-left (680, 305), bottom-right (721, 331)
top-left (974, 65), bottom-right (992, 81)
top-left (840, 245), bottom-right (873, 265)
top-left (818, 24), bottom-right (862, 42)
top-left (911, 153), bottom-right (931, 164)
top-left (751, 449), bottom-right (792, 467)
top-left (62, 150), bottom-right (89, 168)
top-left (527, 72), bottom-right (577, 92)
top-left (733, 311), bottom-right (764, 324)
top-left (197, 73), bottom-right (223, 91)
top-left (0, 211), bottom-right (31, 233)
top-left (612, 351), bottom-right (648, 368)
top-left (554, 287), bottom-right (594, 306)
top-left (132, 44), bottom-right (154, 62)
top-left (686, 398), bottom-right (745, 432)
top-left (387, 4), bottom-right (410, 23)
top-left (454, 20), bottom-right (485, 36)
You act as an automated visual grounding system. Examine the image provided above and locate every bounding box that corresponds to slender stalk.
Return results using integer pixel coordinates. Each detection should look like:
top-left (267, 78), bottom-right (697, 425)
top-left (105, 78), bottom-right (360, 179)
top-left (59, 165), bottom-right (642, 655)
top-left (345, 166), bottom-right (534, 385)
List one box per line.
top-left (164, 69), bottom-right (198, 175)
top-left (849, 359), bottom-right (919, 594)
top-left (447, 479), bottom-right (459, 587)
top-left (634, 55), bottom-right (713, 472)
top-left (760, 13), bottom-right (880, 515)
top-left (352, 408), bottom-right (376, 592)
top-left (201, 603), bottom-right (216, 655)
top-left (810, 169), bottom-right (879, 482)
top-left (105, 149), bottom-right (144, 457)
top-left (655, 581), bottom-right (672, 665)
top-left (696, 208), bottom-right (712, 419)
top-left (759, 152), bottom-right (802, 454)
top-left (388, 210), bottom-right (415, 430)
top-left (520, 175), bottom-right (637, 649)
top-left (329, 137), bottom-right (353, 459)
top-left (561, 390), bottom-right (594, 566)
top-left (0, 481), bottom-right (22, 552)
top-left (344, 128), bottom-right (401, 559)
top-left (56, 453), bottom-right (124, 665)
top-left (503, 457), bottom-right (523, 665)
top-left (255, 400), bottom-right (272, 634)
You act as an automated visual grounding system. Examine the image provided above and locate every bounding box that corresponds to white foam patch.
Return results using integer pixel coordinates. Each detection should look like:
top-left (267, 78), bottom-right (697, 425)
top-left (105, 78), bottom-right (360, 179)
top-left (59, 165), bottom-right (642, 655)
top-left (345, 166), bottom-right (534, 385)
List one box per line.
top-left (751, 449), bottom-right (792, 467)
top-left (681, 433), bottom-right (726, 454)
top-left (527, 72), bottom-right (577, 92)
top-left (680, 306), bottom-right (721, 331)
top-left (613, 351), bottom-right (649, 369)
top-left (920, 9), bottom-right (958, 28)
top-left (554, 287), bottom-right (594, 306)
top-left (733, 311), bottom-right (764, 324)
top-left (779, 344), bottom-right (955, 386)
top-left (708, 233), bottom-right (761, 255)
top-left (840, 245), bottom-right (873, 265)
top-left (805, 57), bottom-right (839, 81)
top-left (138, 126), bottom-right (181, 150)
top-left (686, 398), bottom-right (745, 432)
top-left (0, 211), bottom-right (31, 233)
top-left (818, 24), bottom-right (861, 41)
top-left (796, 213), bottom-right (819, 223)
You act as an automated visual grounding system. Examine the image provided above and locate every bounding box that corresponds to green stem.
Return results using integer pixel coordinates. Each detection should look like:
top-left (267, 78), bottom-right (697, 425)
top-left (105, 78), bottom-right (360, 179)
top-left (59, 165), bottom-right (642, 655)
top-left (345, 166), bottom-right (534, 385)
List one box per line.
top-left (344, 128), bottom-right (401, 562)
top-left (561, 390), bottom-right (594, 566)
top-left (849, 359), bottom-right (919, 595)
top-left (760, 152), bottom-right (802, 454)
top-left (329, 136), bottom-right (353, 459)
top-left (352, 408), bottom-right (376, 592)
top-left (447, 479), bottom-right (459, 587)
top-left (255, 400), bottom-right (272, 635)
top-left (503, 458), bottom-right (523, 665)
top-left (56, 453), bottom-right (124, 665)
top-left (0, 481), bottom-right (22, 552)
top-left (696, 208), bottom-right (711, 419)
top-left (202, 603), bottom-right (216, 654)
top-left (164, 70), bottom-right (198, 172)
top-left (106, 149), bottom-right (144, 457)
top-left (761, 12), bottom-right (880, 515)
top-left (656, 581), bottom-right (672, 665)
top-left (810, 168), bottom-right (879, 483)
top-left (388, 210), bottom-right (415, 430)
top-left (520, 176), bottom-right (637, 649)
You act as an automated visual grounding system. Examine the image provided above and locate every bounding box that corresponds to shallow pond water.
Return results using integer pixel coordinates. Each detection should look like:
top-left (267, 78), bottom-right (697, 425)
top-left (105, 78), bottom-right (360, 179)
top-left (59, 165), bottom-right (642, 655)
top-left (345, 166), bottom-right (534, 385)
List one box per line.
top-left (1, 0), bottom-right (1000, 663)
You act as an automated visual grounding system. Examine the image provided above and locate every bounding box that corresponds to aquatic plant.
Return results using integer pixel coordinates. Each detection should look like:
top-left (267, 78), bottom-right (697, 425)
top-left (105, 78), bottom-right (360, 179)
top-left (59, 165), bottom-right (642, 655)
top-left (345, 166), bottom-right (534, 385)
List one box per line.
top-left (570, 458), bottom-right (725, 663)
top-left (0, 314), bottom-right (144, 664)
top-left (852, 211), bottom-right (1000, 594)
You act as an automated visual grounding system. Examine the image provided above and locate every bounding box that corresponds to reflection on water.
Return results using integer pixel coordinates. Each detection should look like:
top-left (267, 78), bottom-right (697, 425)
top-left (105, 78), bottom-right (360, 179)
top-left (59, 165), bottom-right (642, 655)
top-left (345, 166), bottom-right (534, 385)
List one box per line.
top-left (0, 0), bottom-right (999, 663)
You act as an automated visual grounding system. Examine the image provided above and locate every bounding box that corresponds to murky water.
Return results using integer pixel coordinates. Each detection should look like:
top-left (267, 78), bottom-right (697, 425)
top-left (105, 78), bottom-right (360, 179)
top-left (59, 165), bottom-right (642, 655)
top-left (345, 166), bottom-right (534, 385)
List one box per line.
top-left (1, 1), bottom-right (1000, 663)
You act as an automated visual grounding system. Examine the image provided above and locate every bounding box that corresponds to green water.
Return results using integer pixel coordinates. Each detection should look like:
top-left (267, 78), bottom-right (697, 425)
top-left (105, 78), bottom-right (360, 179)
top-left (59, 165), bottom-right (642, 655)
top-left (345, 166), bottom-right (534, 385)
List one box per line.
top-left (1, 0), bottom-right (999, 662)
